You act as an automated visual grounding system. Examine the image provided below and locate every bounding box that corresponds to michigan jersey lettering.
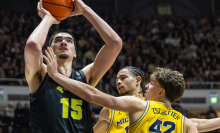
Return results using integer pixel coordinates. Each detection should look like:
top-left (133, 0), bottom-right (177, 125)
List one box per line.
top-left (129, 101), bottom-right (184, 133)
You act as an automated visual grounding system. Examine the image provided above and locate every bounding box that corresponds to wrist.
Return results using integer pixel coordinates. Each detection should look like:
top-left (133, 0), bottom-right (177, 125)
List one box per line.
top-left (52, 72), bottom-right (60, 80)
top-left (44, 15), bottom-right (55, 24)
top-left (82, 6), bottom-right (91, 15)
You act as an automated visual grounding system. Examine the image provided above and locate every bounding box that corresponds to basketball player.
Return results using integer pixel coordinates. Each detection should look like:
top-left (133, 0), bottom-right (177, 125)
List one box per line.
top-left (24, 0), bottom-right (122, 132)
top-left (43, 48), bottom-right (198, 133)
top-left (94, 66), bottom-right (145, 133)
top-left (94, 67), bottom-right (220, 133)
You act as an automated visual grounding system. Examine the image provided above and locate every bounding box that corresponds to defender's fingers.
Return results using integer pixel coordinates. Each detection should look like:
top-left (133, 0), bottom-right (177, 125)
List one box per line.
top-left (48, 47), bottom-right (54, 57)
top-left (45, 50), bottom-right (52, 61)
top-left (43, 55), bottom-right (49, 65)
top-left (47, 47), bottom-right (53, 57)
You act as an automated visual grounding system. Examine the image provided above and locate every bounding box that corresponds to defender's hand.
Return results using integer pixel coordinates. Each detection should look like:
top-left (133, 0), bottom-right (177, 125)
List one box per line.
top-left (37, 0), bottom-right (60, 24)
top-left (43, 47), bottom-right (59, 78)
top-left (68, 0), bottom-right (88, 17)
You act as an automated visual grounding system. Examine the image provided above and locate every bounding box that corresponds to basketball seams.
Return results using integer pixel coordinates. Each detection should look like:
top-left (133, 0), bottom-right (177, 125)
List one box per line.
top-left (42, 1), bottom-right (72, 9)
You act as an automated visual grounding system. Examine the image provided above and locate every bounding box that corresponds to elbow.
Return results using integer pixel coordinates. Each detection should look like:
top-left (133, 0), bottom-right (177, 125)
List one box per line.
top-left (25, 40), bottom-right (42, 55)
top-left (112, 37), bottom-right (122, 52)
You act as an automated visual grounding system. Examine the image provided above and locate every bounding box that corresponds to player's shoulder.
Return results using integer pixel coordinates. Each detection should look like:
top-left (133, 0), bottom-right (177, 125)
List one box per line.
top-left (99, 107), bottom-right (110, 122)
top-left (184, 117), bottom-right (198, 133)
top-left (184, 117), bottom-right (194, 126)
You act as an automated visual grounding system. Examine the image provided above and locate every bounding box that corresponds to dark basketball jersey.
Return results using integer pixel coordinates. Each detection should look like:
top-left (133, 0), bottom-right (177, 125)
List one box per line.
top-left (29, 69), bottom-right (94, 133)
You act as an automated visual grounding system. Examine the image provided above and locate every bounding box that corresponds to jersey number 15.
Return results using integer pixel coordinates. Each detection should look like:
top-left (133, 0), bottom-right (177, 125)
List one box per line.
top-left (60, 98), bottom-right (82, 120)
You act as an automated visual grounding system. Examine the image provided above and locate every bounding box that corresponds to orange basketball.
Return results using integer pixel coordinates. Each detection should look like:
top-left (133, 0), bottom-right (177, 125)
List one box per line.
top-left (42, 0), bottom-right (73, 21)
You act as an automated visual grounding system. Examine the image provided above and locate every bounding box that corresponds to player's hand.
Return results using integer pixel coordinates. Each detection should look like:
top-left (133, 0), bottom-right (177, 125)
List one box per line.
top-left (43, 47), bottom-right (59, 78)
top-left (37, 0), bottom-right (60, 24)
top-left (68, 0), bottom-right (89, 17)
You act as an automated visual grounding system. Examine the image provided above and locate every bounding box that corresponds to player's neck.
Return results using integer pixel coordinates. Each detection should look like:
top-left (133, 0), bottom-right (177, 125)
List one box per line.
top-left (57, 60), bottom-right (73, 77)
top-left (161, 99), bottom-right (172, 108)
top-left (131, 88), bottom-right (143, 99)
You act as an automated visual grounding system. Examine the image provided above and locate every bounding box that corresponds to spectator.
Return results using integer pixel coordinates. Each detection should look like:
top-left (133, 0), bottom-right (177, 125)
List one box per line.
top-left (13, 103), bottom-right (24, 133)
top-left (206, 105), bottom-right (218, 119)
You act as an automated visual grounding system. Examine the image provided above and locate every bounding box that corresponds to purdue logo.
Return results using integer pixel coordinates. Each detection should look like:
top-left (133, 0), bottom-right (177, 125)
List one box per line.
top-left (57, 86), bottom-right (67, 93)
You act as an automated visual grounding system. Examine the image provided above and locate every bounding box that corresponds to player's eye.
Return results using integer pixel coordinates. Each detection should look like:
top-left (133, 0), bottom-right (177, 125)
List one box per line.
top-left (55, 39), bottom-right (62, 42)
top-left (67, 40), bottom-right (72, 43)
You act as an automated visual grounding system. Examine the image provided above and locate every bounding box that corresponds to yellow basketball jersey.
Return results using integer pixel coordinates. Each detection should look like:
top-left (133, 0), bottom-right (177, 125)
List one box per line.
top-left (129, 101), bottom-right (184, 133)
top-left (106, 109), bottom-right (129, 133)
top-left (106, 97), bottom-right (145, 133)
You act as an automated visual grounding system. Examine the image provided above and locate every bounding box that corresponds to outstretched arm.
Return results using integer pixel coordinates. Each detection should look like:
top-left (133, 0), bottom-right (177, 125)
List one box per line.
top-left (68, 0), bottom-right (122, 86)
top-left (43, 47), bottom-right (144, 113)
top-left (190, 118), bottom-right (220, 132)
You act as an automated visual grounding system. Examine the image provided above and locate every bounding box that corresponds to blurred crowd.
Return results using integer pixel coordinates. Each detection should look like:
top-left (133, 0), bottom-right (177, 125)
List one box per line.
top-left (0, 8), bottom-right (220, 89)
top-left (0, 103), bottom-right (30, 133)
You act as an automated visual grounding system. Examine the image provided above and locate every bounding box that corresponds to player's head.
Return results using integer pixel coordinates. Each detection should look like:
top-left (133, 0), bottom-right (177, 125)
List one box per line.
top-left (145, 67), bottom-right (185, 103)
top-left (49, 29), bottom-right (76, 60)
top-left (116, 66), bottom-right (145, 96)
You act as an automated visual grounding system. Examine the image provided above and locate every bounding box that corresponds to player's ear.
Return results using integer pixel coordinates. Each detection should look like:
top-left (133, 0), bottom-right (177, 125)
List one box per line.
top-left (136, 76), bottom-right (142, 86)
top-left (159, 88), bottom-right (165, 96)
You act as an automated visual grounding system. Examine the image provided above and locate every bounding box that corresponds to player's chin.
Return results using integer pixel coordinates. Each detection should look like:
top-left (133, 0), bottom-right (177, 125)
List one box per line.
top-left (58, 53), bottom-right (69, 59)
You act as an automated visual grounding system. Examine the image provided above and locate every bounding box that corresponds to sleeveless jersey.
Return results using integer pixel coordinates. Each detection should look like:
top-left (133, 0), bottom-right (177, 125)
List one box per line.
top-left (129, 101), bottom-right (184, 133)
top-left (29, 69), bottom-right (94, 133)
top-left (106, 97), bottom-right (145, 133)
top-left (106, 110), bottom-right (129, 133)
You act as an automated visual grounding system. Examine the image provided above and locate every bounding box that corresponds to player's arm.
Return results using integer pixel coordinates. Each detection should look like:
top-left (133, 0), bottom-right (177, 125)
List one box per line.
top-left (68, 0), bottom-right (122, 86)
top-left (185, 117), bottom-right (198, 133)
top-left (24, 1), bottom-right (59, 93)
top-left (44, 47), bottom-right (144, 112)
top-left (190, 118), bottom-right (220, 132)
top-left (93, 107), bottom-right (110, 133)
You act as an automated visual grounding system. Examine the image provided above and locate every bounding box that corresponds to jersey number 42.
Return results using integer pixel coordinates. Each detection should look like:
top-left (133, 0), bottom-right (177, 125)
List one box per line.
top-left (149, 119), bottom-right (176, 133)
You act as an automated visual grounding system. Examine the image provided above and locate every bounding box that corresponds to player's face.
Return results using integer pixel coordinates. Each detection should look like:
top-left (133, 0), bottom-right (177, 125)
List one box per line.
top-left (51, 33), bottom-right (76, 60)
top-left (116, 69), bottom-right (136, 96)
top-left (144, 79), bottom-right (163, 101)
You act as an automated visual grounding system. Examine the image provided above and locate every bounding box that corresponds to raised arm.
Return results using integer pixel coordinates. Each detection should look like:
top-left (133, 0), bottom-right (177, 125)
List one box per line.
top-left (24, 1), bottom-right (59, 93)
top-left (93, 107), bottom-right (110, 133)
top-left (43, 47), bottom-right (143, 113)
top-left (68, 0), bottom-right (122, 86)
top-left (190, 118), bottom-right (220, 132)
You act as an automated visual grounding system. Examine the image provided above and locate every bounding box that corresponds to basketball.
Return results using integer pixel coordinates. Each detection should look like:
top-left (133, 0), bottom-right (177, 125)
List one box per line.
top-left (42, 0), bottom-right (73, 21)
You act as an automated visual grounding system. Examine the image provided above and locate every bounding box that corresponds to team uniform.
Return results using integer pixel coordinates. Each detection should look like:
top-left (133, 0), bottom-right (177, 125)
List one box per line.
top-left (106, 98), bottom-right (145, 133)
top-left (106, 110), bottom-right (129, 133)
top-left (129, 100), bottom-right (184, 133)
top-left (29, 69), bottom-right (94, 133)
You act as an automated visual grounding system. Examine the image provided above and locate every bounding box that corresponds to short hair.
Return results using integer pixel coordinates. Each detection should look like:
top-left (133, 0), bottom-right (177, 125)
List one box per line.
top-left (48, 29), bottom-right (76, 47)
top-left (120, 66), bottom-right (145, 96)
top-left (150, 67), bottom-right (186, 103)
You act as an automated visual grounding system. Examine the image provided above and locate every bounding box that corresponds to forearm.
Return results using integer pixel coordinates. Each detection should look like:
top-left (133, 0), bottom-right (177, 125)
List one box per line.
top-left (83, 7), bottom-right (121, 46)
top-left (52, 73), bottom-right (133, 112)
top-left (191, 118), bottom-right (220, 132)
top-left (27, 15), bottom-right (54, 48)
top-left (53, 73), bottom-right (103, 103)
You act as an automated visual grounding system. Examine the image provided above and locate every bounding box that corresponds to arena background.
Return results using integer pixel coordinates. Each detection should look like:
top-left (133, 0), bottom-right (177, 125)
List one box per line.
top-left (0, 0), bottom-right (220, 132)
